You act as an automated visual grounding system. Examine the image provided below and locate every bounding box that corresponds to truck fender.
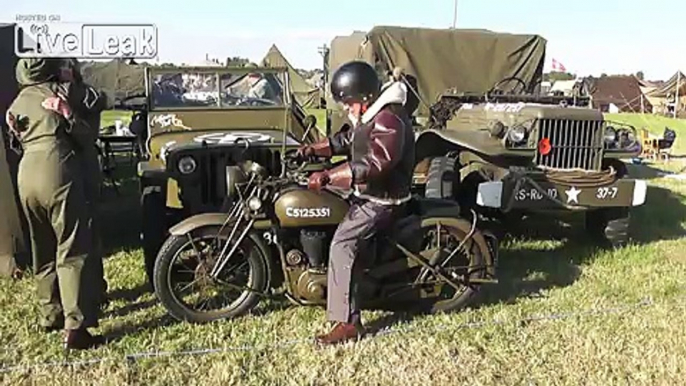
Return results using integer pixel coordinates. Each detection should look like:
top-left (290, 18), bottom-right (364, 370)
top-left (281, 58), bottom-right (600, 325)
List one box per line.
top-left (416, 130), bottom-right (489, 158)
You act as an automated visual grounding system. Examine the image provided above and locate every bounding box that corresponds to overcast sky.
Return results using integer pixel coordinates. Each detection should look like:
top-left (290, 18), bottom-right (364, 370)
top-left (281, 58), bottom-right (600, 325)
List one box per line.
top-left (5, 0), bottom-right (684, 80)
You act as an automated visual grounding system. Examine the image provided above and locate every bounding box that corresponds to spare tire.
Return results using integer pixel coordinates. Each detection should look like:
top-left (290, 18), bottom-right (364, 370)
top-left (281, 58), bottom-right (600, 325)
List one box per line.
top-left (425, 156), bottom-right (458, 199)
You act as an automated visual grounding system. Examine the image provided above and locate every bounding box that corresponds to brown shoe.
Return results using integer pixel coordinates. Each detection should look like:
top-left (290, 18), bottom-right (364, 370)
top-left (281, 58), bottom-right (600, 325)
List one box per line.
top-left (64, 329), bottom-right (105, 350)
top-left (42, 322), bottom-right (64, 333)
top-left (315, 322), bottom-right (365, 345)
top-left (11, 268), bottom-right (24, 280)
top-left (41, 315), bottom-right (65, 333)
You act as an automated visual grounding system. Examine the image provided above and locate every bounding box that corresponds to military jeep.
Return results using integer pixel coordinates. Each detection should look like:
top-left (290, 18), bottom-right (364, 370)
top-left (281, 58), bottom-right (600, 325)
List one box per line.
top-left (137, 65), bottom-right (321, 284)
top-left (412, 90), bottom-right (647, 247)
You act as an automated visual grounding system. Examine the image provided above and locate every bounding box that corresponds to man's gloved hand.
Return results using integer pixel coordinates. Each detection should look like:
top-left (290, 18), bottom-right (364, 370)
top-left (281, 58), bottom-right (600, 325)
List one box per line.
top-left (308, 170), bottom-right (330, 192)
top-left (295, 139), bottom-right (332, 160)
top-left (41, 96), bottom-right (72, 119)
top-left (296, 145), bottom-right (315, 159)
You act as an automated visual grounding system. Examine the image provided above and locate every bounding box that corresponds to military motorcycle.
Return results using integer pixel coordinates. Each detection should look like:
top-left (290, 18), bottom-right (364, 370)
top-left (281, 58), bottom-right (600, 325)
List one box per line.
top-left (152, 151), bottom-right (499, 324)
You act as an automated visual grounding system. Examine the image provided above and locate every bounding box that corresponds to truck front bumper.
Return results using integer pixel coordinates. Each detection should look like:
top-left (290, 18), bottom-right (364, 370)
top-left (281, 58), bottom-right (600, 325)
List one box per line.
top-left (476, 176), bottom-right (647, 211)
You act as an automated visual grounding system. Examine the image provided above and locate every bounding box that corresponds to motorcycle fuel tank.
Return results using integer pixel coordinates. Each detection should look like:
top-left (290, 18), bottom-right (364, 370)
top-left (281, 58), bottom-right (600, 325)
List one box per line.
top-left (274, 187), bottom-right (349, 228)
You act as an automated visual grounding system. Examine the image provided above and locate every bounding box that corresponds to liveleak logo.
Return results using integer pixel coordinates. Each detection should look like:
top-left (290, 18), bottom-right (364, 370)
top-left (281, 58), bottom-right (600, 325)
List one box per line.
top-left (15, 22), bottom-right (157, 59)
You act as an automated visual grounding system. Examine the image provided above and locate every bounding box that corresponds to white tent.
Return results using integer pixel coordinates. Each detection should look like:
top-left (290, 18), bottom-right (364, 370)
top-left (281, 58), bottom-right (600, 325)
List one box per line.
top-left (549, 79), bottom-right (582, 96)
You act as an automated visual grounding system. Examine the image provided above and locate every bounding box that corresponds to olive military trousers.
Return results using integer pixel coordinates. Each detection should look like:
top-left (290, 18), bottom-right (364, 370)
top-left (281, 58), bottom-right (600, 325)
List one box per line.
top-left (326, 199), bottom-right (395, 324)
top-left (79, 145), bottom-right (108, 303)
top-left (18, 142), bottom-right (100, 330)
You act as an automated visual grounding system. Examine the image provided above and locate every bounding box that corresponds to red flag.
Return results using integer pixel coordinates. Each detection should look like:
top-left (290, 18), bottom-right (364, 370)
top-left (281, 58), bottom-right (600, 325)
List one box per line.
top-left (551, 58), bottom-right (567, 72)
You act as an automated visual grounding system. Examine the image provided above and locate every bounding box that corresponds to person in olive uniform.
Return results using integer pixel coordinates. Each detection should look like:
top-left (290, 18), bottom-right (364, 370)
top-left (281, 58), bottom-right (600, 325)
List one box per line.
top-left (5, 58), bottom-right (103, 350)
top-left (55, 59), bottom-right (109, 308)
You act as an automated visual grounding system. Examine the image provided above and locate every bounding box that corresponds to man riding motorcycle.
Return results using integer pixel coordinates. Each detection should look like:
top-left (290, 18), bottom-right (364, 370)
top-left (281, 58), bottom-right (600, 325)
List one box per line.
top-left (297, 60), bottom-right (414, 345)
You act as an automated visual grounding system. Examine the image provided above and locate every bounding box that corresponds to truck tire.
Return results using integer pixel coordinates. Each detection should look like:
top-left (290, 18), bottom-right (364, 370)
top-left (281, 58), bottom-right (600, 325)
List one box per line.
top-left (425, 156), bottom-right (458, 199)
top-left (585, 207), bottom-right (630, 249)
top-left (141, 186), bottom-right (167, 288)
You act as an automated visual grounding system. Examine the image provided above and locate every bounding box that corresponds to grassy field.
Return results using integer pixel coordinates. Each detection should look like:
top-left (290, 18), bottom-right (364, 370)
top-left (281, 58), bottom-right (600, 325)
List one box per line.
top-left (1, 113), bottom-right (686, 384)
top-left (606, 113), bottom-right (686, 154)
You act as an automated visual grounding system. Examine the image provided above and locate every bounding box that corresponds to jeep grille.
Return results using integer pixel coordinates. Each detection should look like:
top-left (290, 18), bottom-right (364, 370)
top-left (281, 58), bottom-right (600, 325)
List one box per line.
top-left (191, 148), bottom-right (282, 210)
top-left (534, 119), bottom-right (604, 170)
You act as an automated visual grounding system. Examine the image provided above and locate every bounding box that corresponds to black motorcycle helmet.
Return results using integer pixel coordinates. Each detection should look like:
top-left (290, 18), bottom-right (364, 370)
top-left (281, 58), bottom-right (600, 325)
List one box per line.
top-left (330, 60), bottom-right (381, 104)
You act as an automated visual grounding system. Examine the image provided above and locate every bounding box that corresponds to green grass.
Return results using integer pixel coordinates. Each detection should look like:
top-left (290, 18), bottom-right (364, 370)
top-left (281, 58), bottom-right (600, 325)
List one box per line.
top-left (306, 108), bottom-right (327, 134)
top-left (2, 113), bottom-right (686, 384)
top-left (605, 113), bottom-right (686, 154)
top-left (100, 110), bottom-right (133, 130)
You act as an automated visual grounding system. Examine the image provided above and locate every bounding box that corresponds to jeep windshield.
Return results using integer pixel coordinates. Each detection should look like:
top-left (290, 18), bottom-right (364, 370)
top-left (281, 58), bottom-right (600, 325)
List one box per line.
top-left (149, 68), bottom-right (288, 109)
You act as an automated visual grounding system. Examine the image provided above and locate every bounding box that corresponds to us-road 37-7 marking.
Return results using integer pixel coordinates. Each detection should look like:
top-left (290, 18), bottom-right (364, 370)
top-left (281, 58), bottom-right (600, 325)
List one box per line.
top-left (514, 187), bottom-right (559, 201)
top-left (515, 185), bottom-right (619, 204)
top-left (596, 186), bottom-right (618, 200)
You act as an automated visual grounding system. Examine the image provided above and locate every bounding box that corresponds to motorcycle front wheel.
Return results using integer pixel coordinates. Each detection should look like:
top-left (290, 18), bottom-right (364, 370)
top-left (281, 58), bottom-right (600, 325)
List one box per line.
top-left (153, 225), bottom-right (269, 323)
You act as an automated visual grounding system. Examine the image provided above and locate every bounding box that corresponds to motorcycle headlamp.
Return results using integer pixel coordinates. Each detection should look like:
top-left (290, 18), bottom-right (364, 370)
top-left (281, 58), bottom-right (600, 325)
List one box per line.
top-left (604, 126), bottom-right (617, 144)
top-left (247, 196), bottom-right (262, 212)
top-left (178, 156), bottom-right (197, 175)
top-left (507, 124), bottom-right (527, 144)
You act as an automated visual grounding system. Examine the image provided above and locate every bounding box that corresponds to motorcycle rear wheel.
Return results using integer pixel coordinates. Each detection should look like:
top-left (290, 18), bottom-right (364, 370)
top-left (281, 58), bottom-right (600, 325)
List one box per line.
top-left (419, 219), bottom-right (487, 313)
top-left (153, 225), bottom-right (269, 323)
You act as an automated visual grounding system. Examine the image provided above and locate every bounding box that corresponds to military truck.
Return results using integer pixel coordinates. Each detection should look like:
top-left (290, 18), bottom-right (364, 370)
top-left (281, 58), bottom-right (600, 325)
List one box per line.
top-left (326, 26), bottom-right (647, 247)
top-left (414, 91), bottom-right (645, 248)
top-left (136, 65), bottom-right (321, 284)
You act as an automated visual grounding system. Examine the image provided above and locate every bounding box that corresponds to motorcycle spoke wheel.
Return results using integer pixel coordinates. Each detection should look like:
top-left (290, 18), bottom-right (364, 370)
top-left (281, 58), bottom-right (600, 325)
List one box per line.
top-left (169, 238), bottom-right (253, 315)
top-left (153, 226), bottom-right (268, 323)
top-left (417, 221), bottom-right (486, 313)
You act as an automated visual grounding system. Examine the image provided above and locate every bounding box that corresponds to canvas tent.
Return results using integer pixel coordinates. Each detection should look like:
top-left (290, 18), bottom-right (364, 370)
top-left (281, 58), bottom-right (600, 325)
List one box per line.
top-left (585, 75), bottom-right (652, 113)
top-left (0, 23), bottom-right (30, 276)
top-left (260, 45), bottom-right (322, 109)
top-left (79, 59), bottom-right (147, 108)
top-left (645, 71), bottom-right (686, 116)
top-left (308, 73), bottom-right (323, 88)
top-left (549, 79), bottom-right (583, 96)
top-left (327, 26), bottom-right (547, 120)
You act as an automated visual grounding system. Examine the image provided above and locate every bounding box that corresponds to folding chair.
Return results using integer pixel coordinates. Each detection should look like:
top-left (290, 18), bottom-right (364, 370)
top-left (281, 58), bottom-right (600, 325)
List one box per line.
top-left (639, 128), bottom-right (657, 160)
top-left (96, 142), bottom-right (120, 195)
top-left (657, 128), bottom-right (677, 162)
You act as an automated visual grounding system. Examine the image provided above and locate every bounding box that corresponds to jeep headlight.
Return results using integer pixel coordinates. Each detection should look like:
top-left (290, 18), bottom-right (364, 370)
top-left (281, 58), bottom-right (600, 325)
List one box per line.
top-left (178, 156), bottom-right (197, 175)
top-left (507, 124), bottom-right (527, 144)
top-left (604, 126), bottom-right (617, 144)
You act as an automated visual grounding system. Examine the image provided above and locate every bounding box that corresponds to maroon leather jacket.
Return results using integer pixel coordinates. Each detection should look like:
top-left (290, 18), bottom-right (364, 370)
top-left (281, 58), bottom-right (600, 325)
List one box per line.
top-left (314, 83), bottom-right (414, 204)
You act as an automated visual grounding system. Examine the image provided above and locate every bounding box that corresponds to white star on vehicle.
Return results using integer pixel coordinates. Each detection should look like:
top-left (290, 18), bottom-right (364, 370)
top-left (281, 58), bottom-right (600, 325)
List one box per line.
top-left (565, 186), bottom-right (581, 204)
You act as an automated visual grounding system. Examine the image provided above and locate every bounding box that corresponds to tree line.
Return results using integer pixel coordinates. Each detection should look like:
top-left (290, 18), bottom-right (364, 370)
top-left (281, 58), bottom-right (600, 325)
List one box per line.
top-left (544, 71), bottom-right (647, 82)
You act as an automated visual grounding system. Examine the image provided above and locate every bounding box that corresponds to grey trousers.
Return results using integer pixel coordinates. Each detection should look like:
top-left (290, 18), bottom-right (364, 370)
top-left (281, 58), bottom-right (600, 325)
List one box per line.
top-left (327, 200), bottom-right (395, 323)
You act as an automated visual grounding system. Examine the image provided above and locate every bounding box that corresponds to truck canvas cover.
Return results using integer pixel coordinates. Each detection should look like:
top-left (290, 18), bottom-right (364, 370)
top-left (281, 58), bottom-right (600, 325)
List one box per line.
top-left (329, 26), bottom-right (547, 118)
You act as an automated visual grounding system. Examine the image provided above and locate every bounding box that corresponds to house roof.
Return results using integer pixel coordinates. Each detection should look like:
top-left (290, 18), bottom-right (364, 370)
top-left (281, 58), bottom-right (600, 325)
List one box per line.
top-left (586, 75), bottom-right (651, 112)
